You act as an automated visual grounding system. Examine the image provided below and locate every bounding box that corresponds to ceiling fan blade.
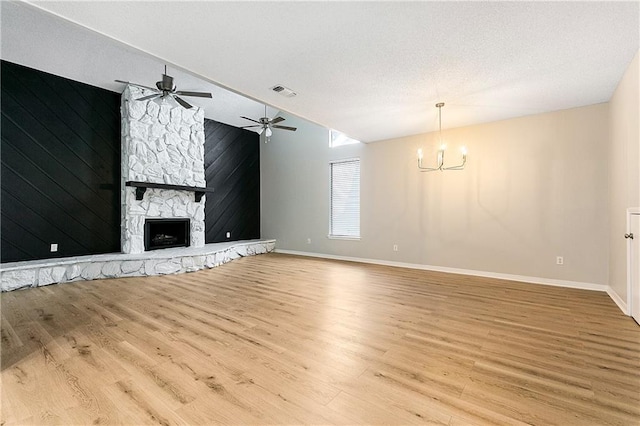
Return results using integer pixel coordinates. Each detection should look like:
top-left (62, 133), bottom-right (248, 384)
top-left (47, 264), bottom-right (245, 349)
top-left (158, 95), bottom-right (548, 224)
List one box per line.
top-left (273, 125), bottom-right (297, 131)
top-left (240, 116), bottom-right (261, 124)
top-left (240, 125), bottom-right (261, 129)
top-left (136, 93), bottom-right (161, 101)
top-left (173, 96), bottom-right (193, 109)
top-left (270, 117), bottom-right (285, 124)
top-left (176, 91), bottom-right (212, 98)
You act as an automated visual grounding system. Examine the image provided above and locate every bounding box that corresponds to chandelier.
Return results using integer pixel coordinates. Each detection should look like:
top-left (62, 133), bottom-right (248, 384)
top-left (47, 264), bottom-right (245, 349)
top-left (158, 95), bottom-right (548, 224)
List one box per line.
top-left (417, 103), bottom-right (467, 172)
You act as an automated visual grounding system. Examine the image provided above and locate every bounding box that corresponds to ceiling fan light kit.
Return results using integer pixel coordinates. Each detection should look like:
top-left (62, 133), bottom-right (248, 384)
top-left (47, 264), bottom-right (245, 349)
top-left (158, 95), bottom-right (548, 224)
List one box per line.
top-left (240, 105), bottom-right (297, 143)
top-left (417, 103), bottom-right (467, 172)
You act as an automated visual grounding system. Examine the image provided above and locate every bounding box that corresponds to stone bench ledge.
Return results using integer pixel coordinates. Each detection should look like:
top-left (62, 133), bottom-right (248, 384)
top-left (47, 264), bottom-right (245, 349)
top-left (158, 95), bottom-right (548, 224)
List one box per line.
top-left (1, 239), bottom-right (275, 292)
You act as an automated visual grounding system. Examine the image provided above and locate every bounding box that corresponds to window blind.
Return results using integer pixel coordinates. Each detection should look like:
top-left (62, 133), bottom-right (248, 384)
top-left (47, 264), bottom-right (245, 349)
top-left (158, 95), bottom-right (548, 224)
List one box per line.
top-left (330, 159), bottom-right (360, 238)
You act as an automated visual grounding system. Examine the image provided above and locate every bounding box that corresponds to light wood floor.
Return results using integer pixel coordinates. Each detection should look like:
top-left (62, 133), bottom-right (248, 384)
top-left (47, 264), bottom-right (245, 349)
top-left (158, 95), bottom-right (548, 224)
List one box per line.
top-left (1, 253), bottom-right (639, 425)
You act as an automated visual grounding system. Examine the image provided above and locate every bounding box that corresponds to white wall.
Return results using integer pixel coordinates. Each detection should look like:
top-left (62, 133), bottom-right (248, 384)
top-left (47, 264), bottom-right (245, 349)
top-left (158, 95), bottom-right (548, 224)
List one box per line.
top-left (262, 103), bottom-right (610, 286)
top-left (608, 50), bottom-right (640, 304)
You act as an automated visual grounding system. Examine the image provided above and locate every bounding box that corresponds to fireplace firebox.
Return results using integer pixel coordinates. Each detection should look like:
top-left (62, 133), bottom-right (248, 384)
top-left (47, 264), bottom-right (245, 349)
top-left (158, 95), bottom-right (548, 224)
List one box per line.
top-left (144, 219), bottom-right (190, 251)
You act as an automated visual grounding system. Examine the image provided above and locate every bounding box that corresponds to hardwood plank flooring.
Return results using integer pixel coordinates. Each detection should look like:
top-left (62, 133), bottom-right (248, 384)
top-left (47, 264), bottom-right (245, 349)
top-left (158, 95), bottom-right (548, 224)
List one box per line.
top-left (1, 253), bottom-right (639, 425)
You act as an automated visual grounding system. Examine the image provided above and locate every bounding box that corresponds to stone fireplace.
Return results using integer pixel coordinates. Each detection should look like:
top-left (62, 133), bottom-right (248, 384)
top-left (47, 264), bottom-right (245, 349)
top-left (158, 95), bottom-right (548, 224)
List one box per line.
top-left (0, 85), bottom-right (275, 292)
top-left (120, 85), bottom-right (206, 254)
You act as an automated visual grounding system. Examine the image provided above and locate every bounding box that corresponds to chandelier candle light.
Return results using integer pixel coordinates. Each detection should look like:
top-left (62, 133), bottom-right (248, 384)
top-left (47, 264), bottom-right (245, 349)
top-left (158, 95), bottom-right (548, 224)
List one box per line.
top-left (417, 103), bottom-right (467, 172)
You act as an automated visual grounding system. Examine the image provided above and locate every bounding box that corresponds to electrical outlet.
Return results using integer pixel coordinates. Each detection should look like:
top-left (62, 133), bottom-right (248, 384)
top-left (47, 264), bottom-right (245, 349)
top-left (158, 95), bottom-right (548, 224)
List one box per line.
top-left (50, 243), bottom-right (58, 252)
top-left (556, 256), bottom-right (564, 265)
top-left (226, 232), bottom-right (231, 238)
top-left (393, 244), bottom-right (398, 252)
top-left (307, 238), bottom-right (311, 244)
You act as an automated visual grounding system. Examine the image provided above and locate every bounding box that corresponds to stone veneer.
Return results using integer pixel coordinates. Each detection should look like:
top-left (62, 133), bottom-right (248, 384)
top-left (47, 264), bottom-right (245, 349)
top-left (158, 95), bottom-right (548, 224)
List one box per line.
top-left (1, 240), bottom-right (275, 292)
top-left (121, 85), bottom-right (206, 254)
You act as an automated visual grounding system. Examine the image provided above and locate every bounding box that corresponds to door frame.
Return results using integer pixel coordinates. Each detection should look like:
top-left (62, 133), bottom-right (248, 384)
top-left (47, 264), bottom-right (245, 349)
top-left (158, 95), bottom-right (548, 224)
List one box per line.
top-left (627, 207), bottom-right (640, 316)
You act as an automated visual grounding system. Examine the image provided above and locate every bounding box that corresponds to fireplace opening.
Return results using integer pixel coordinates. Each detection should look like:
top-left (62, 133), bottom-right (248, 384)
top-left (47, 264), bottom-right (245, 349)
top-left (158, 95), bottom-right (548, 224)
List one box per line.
top-left (144, 219), bottom-right (190, 251)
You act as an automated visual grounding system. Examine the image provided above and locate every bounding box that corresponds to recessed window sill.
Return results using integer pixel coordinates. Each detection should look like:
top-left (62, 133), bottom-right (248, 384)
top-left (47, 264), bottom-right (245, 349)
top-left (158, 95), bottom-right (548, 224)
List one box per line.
top-left (327, 235), bottom-right (361, 241)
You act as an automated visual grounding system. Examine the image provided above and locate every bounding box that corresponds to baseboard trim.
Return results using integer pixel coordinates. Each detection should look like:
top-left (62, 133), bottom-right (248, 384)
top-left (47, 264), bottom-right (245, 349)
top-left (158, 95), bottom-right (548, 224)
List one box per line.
top-left (606, 286), bottom-right (628, 315)
top-left (275, 249), bottom-right (608, 292)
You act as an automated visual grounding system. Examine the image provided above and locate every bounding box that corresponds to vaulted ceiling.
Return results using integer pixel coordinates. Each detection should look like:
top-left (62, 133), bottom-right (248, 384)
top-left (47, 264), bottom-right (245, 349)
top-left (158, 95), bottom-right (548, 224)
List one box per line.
top-left (10, 1), bottom-right (640, 142)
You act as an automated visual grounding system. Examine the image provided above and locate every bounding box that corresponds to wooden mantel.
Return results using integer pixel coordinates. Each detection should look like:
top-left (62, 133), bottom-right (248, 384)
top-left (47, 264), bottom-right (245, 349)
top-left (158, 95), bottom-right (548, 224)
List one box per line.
top-left (125, 181), bottom-right (214, 202)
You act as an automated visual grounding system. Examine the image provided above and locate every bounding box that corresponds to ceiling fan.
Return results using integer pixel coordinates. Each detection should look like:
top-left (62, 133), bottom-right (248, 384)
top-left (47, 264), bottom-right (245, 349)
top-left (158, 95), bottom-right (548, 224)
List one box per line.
top-left (115, 65), bottom-right (212, 109)
top-left (240, 105), bottom-right (296, 141)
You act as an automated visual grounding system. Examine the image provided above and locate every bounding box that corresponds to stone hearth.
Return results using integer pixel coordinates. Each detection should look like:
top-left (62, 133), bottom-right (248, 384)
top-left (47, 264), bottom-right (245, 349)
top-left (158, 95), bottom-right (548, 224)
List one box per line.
top-left (1, 240), bottom-right (275, 292)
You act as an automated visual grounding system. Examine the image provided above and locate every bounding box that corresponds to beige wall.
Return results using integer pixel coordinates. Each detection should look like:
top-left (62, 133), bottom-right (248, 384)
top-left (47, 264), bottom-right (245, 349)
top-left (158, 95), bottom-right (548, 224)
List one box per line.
top-left (608, 50), bottom-right (640, 304)
top-left (262, 103), bottom-right (610, 286)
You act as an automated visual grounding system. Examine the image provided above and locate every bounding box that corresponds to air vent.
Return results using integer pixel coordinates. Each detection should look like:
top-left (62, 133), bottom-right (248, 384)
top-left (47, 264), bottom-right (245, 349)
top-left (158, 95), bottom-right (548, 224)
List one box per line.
top-left (271, 85), bottom-right (297, 98)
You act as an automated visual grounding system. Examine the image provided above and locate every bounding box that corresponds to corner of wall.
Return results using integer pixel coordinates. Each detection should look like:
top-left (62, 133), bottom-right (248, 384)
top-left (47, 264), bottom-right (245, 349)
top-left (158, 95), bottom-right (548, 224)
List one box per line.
top-left (607, 49), bottom-right (640, 307)
top-left (607, 285), bottom-right (628, 314)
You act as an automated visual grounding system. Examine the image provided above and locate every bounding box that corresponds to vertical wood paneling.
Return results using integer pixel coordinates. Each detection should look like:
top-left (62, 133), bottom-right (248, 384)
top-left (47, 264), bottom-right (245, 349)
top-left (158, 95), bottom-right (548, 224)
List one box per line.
top-left (1, 60), bottom-right (121, 263)
top-left (203, 119), bottom-right (260, 243)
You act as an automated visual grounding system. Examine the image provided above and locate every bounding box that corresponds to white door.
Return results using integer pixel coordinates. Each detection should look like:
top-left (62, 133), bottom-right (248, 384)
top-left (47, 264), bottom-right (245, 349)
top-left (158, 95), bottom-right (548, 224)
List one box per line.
top-left (630, 213), bottom-right (640, 325)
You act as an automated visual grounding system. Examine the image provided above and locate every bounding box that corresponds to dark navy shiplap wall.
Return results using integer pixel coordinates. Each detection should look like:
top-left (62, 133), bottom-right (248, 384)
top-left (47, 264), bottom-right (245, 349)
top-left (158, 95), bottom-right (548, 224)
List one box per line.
top-left (1, 61), bottom-right (261, 262)
top-left (1, 60), bottom-right (122, 263)
top-left (203, 119), bottom-right (260, 243)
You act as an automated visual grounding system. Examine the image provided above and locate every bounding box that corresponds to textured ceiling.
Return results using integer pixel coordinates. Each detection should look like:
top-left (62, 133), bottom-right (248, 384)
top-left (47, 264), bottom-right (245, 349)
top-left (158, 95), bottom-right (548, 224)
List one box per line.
top-left (1, 2), bottom-right (280, 130)
top-left (13, 2), bottom-right (640, 142)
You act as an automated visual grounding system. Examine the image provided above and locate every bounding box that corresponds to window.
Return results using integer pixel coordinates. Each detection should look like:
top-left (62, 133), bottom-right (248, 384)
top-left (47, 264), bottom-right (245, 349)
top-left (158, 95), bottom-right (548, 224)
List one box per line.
top-left (330, 159), bottom-right (360, 238)
top-left (330, 129), bottom-right (360, 148)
